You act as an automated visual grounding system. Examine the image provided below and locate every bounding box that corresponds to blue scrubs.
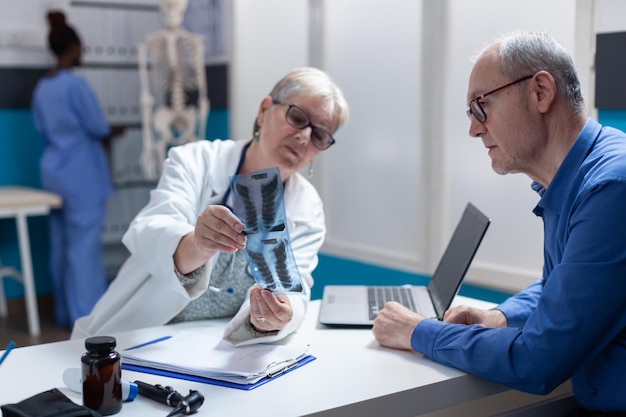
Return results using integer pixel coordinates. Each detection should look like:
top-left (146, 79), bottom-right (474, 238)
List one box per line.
top-left (32, 69), bottom-right (113, 326)
top-left (411, 119), bottom-right (626, 412)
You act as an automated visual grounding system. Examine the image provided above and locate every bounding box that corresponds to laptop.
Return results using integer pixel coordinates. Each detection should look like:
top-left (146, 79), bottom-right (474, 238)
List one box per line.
top-left (318, 202), bottom-right (490, 326)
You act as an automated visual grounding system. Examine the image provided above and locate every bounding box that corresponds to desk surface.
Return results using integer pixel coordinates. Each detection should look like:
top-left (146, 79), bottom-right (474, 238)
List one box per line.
top-left (0, 298), bottom-right (572, 417)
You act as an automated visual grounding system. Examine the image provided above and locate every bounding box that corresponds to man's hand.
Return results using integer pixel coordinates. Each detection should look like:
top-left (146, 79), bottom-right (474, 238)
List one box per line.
top-left (443, 305), bottom-right (507, 328)
top-left (372, 301), bottom-right (424, 351)
top-left (249, 285), bottom-right (293, 332)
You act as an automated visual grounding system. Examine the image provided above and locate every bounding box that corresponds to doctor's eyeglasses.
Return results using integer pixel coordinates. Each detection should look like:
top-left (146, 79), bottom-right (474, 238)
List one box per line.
top-left (466, 74), bottom-right (534, 123)
top-left (273, 101), bottom-right (336, 150)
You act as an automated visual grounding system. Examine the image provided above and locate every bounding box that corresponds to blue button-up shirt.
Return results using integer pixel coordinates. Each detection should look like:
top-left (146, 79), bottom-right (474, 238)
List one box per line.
top-left (412, 118), bottom-right (626, 412)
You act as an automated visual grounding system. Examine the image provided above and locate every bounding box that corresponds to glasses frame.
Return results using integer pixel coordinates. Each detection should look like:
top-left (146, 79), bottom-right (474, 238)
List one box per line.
top-left (466, 74), bottom-right (534, 123)
top-left (273, 101), bottom-right (336, 150)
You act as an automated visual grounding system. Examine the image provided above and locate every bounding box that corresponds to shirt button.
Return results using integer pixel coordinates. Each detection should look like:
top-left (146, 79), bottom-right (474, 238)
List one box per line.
top-left (590, 387), bottom-right (598, 396)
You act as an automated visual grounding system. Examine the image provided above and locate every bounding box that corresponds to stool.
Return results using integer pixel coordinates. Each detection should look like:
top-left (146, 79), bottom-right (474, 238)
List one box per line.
top-left (0, 187), bottom-right (62, 336)
top-left (0, 262), bottom-right (22, 317)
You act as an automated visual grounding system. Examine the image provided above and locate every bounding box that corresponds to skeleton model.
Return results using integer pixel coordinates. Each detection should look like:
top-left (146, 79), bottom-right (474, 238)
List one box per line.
top-left (138, 0), bottom-right (209, 180)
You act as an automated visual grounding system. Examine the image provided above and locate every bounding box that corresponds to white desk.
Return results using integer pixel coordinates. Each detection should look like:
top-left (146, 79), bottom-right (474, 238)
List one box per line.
top-left (0, 186), bottom-right (62, 336)
top-left (0, 299), bottom-right (574, 416)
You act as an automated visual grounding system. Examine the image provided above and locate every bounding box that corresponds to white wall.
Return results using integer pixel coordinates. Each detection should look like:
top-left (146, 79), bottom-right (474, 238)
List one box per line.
top-left (4, 0), bottom-right (619, 294)
top-left (313, 0), bottom-right (426, 272)
top-left (231, 0), bottom-right (427, 275)
top-left (230, 0), bottom-right (606, 294)
top-left (0, 0), bottom-right (162, 66)
top-left (595, 0), bottom-right (626, 32)
top-left (229, 0), bottom-right (310, 141)
top-left (312, 0), bottom-right (584, 292)
top-left (442, 0), bottom-right (586, 292)
top-left (0, 0), bottom-right (53, 66)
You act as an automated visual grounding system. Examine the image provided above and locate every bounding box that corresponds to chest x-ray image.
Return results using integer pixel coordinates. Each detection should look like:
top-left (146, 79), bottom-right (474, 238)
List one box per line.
top-left (230, 167), bottom-right (304, 294)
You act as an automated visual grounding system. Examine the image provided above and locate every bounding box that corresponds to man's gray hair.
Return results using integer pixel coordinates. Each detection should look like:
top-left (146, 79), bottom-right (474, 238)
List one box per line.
top-left (478, 31), bottom-right (585, 112)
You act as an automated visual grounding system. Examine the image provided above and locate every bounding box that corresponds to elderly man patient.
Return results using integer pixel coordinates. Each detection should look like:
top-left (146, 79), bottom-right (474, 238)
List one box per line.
top-left (373, 31), bottom-right (626, 416)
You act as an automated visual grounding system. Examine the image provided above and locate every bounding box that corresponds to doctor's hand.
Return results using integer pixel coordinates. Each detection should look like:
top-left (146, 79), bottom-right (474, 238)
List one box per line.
top-left (173, 205), bottom-right (246, 275)
top-left (249, 285), bottom-right (293, 332)
top-left (372, 302), bottom-right (424, 351)
top-left (193, 205), bottom-right (246, 254)
top-left (443, 305), bottom-right (507, 328)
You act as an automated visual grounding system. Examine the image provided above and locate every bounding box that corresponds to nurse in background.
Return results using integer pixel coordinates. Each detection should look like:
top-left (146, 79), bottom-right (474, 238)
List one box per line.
top-left (32, 11), bottom-right (124, 328)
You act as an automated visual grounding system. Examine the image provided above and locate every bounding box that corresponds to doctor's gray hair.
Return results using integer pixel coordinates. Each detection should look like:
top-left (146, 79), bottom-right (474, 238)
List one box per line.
top-left (253, 67), bottom-right (350, 136)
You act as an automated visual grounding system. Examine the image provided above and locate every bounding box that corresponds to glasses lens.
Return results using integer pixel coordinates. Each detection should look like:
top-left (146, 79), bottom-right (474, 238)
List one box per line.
top-left (286, 104), bottom-right (335, 150)
top-left (311, 128), bottom-right (334, 150)
top-left (469, 100), bottom-right (486, 123)
top-left (286, 105), bottom-right (309, 129)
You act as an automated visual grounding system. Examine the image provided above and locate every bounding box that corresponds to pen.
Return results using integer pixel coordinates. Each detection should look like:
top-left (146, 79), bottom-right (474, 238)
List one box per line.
top-left (0, 340), bottom-right (15, 366)
top-left (266, 359), bottom-right (298, 378)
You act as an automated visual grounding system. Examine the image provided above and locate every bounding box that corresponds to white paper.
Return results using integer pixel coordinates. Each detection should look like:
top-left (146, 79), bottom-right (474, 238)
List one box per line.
top-left (121, 331), bottom-right (310, 384)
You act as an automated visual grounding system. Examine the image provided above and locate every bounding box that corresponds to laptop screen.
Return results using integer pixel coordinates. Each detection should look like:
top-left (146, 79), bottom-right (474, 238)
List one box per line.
top-left (428, 202), bottom-right (490, 318)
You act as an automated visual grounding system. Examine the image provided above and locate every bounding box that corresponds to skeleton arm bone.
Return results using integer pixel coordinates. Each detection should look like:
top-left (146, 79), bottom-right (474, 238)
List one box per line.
top-left (192, 34), bottom-right (209, 140)
top-left (138, 40), bottom-right (158, 180)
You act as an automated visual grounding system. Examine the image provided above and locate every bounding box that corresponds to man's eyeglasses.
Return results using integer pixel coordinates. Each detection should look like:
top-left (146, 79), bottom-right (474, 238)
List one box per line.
top-left (273, 101), bottom-right (336, 150)
top-left (466, 74), bottom-right (534, 123)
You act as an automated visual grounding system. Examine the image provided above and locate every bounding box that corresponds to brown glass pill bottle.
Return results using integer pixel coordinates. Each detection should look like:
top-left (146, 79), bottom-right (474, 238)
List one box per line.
top-left (81, 335), bottom-right (122, 415)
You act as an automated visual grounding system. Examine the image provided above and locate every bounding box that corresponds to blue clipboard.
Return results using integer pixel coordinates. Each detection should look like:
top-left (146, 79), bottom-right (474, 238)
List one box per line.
top-left (121, 336), bottom-right (316, 391)
top-left (122, 355), bottom-right (316, 391)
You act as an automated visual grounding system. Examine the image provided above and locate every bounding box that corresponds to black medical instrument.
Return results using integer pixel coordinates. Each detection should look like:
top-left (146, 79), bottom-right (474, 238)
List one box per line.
top-left (134, 380), bottom-right (204, 416)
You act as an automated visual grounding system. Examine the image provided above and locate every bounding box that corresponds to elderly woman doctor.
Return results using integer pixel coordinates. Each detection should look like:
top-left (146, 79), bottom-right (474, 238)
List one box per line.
top-left (71, 67), bottom-right (349, 345)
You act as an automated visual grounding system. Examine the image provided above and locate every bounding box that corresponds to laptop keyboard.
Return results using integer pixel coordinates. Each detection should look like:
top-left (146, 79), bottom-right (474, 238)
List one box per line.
top-left (368, 287), bottom-right (417, 320)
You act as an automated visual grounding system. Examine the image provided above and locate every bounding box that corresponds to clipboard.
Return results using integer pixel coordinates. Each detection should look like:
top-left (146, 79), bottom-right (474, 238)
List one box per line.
top-left (120, 333), bottom-right (316, 391)
top-left (122, 355), bottom-right (316, 391)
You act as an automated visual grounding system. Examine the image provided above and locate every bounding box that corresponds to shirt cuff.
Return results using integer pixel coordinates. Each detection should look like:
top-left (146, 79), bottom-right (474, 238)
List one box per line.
top-left (492, 303), bottom-right (520, 328)
top-left (173, 263), bottom-right (206, 286)
top-left (246, 320), bottom-right (279, 337)
top-left (410, 318), bottom-right (447, 357)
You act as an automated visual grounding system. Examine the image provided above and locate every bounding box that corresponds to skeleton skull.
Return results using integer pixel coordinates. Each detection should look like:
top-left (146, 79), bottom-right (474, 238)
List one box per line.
top-left (160, 0), bottom-right (189, 30)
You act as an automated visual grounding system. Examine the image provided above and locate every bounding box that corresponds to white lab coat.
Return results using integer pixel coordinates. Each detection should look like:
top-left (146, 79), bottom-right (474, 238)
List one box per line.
top-left (71, 139), bottom-right (325, 345)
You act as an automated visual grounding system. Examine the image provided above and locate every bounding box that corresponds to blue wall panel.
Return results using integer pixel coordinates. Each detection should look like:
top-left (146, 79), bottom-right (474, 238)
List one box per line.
top-left (0, 108), bottom-right (231, 301)
top-left (312, 253), bottom-right (511, 304)
top-left (0, 109), bottom-right (52, 299)
top-left (205, 108), bottom-right (229, 141)
top-left (1, 107), bottom-right (509, 305)
top-left (0, 110), bottom-right (44, 187)
top-left (598, 109), bottom-right (626, 132)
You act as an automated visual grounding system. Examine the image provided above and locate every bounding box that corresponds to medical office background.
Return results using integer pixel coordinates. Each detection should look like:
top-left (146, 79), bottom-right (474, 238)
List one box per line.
top-left (1, 0), bottom-right (625, 306)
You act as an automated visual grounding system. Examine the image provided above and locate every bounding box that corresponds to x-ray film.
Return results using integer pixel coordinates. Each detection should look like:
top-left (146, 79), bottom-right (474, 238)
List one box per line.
top-left (229, 167), bottom-right (304, 294)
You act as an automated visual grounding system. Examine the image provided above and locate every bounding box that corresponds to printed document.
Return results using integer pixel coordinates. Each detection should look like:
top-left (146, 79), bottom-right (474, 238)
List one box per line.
top-left (122, 331), bottom-right (310, 384)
